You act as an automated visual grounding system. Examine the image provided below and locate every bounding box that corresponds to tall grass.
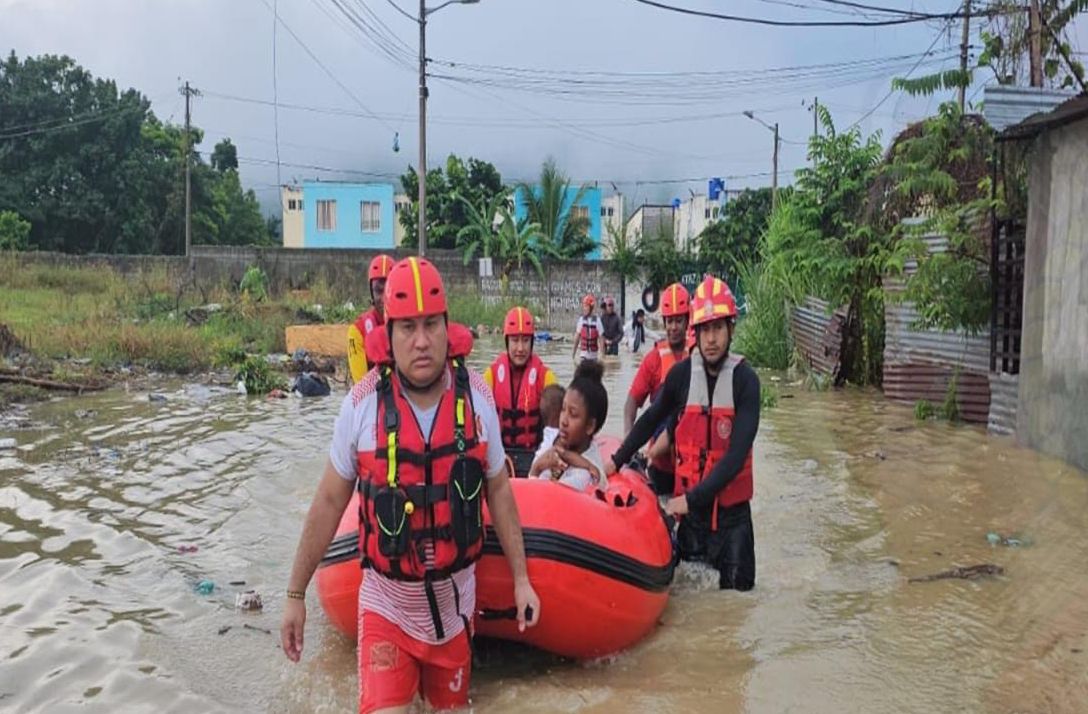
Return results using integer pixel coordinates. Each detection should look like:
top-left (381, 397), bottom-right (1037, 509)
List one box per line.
top-left (731, 259), bottom-right (791, 370)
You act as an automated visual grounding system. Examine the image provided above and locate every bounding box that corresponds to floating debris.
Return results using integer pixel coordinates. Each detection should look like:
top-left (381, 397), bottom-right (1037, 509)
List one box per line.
top-left (148, 393), bottom-right (167, 403)
top-left (235, 590), bottom-right (263, 612)
top-left (908, 564), bottom-right (1004, 583)
top-left (195, 579), bottom-right (215, 595)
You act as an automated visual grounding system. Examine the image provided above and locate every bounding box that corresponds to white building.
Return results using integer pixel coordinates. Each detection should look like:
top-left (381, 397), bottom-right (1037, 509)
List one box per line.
top-left (281, 185), bottom-right (304, 248)
top-left (393, 193), bottom-right (411, 247)
top-left (673, 193), bottom-right (726, 252)
top-left (600, 193), bottom-right (625, 253)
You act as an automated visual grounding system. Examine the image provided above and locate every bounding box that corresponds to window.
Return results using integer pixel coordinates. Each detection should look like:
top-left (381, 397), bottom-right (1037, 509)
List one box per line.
top-left (704, 208), bottom-right (711, 219)
top-left (607, 207), bottom-right (614, 217)
top-left (600, 207), bottom-right (607, 217)
top-left (287, 199), bottom-right (297, 211)
top-left (712, 207), bottom-right (720, 219)
top-left (316, 200), bottom-right (336, 231)
top-left (361, 201), bottom-right (381, 232)
top-left (571, 205), bottom-right (590, 222)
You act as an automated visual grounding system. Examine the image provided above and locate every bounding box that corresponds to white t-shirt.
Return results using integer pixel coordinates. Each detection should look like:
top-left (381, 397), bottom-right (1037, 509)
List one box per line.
top-left (533, 439), bottom-right (606, 492)
top-left (575, 315), bottom-right (605, 361)
top-left (329, 365), bottom-right (506, 645)
top-left (540, 425), bottom-right (559, 450)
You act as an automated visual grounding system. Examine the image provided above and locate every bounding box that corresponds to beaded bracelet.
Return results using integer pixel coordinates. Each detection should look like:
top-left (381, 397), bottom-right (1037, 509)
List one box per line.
top-left (286, 590), bottom-right (305, 600)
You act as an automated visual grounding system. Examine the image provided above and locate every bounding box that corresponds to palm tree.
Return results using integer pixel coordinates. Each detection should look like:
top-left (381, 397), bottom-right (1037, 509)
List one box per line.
top-left (516, 158), bottom-right (594, 260)
top-left (459, 196), bottom-right (545, 295)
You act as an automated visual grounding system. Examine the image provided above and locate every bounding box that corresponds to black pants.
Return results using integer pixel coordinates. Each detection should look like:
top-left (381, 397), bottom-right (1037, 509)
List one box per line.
top-left (676, 501), bottom-right (755, 591)
top-left (647, 464), bottom-right (675, 496)
top-left (605, 340), bottom-right (619, 355)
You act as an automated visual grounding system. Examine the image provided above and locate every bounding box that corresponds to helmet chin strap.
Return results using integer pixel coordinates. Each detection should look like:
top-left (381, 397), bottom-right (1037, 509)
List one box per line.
top-left (397, 366), bottom-right (444, 394)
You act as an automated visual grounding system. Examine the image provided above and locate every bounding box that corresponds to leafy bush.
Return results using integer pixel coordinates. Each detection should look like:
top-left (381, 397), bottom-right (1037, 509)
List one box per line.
top-left (0, 211), bottom-right (31, 251)
top-left (235, 355), bottom-right (285, 394)
top-left (240, 266), bottom-right (268, 302)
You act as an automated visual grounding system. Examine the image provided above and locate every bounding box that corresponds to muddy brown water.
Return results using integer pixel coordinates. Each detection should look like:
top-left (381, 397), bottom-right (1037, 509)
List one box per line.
top-left (2, 340), bottom-right (1087, 713)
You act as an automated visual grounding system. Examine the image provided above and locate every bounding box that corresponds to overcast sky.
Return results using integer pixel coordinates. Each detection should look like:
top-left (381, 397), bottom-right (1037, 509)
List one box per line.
top-left (4, 0), bottom-right (1085, 211)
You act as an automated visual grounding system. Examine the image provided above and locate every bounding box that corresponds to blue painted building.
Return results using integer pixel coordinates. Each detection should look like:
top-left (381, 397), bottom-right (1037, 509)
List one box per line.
top-left (513, 185), bottom-right (604, 260)
top-left (282, 181), bottom-right (397, 249)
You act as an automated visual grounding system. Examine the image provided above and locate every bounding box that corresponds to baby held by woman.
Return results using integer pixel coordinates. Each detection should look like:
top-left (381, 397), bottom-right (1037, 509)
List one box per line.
top-left (529, 361), bottom-right (608, 492)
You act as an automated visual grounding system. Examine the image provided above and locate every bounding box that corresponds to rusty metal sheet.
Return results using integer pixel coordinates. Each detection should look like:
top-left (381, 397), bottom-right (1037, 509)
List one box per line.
top-left (790, 296), bottom-right (848, 377)
top-left (883, 295), bottom-right (991, 374)
top-left (882, 362), bottom-right (991, 424)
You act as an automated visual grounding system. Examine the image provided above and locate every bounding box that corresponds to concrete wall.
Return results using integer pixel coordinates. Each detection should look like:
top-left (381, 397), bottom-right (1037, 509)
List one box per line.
top-left (301, 181), bottom-right (396, 249)
top-left (1017, 117), bottom-right (1088, 471)
top-left (281, 186), bottom-right (304, 248)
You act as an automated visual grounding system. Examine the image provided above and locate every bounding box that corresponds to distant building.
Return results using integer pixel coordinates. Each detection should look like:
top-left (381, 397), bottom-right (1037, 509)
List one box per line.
top-left (281, 185), bottom-right (304, 248)
top-left (600, 193), bottom-right (625, 252)
top-left (514, 184), bottom-right (604, 259)
top-left (625, 203), bottom-right (675, 246)
top-left (673, 194), bottom-right (725, 252)
top-left (393, 193), bottom-right (411, 248)
top-left (280, 181), bottom-right (396, 249)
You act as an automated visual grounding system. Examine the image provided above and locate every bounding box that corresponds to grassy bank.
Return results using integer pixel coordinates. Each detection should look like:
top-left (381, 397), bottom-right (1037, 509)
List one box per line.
top-left (0, 258), bottom-right (541, 377)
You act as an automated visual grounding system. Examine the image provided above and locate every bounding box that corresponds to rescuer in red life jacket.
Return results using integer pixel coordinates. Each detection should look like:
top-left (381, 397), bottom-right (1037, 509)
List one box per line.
top-left (623, 281), bottom-right (692, 495)
top-left (347, 253), bottom-right (394, 384)
top-left (484, 306), bottom-right (558, 453)
top-left (280, 257), bottom-right (540, 712)
top-left (606, 275), bottom-right (760, 591)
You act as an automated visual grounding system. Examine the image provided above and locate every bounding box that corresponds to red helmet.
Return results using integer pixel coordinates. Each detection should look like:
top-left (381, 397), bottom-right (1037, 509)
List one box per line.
top-left (660, 282), bottom-right (691, 318)
top-left (503, 306), bottom-right (536, 337)
top-left (368, 254), bottom-right (394, 282)
top-left (582, 294), bottom-right (595, 307)
top-left (383, 257), bottom-right (447, 320)
top-left (691, 275), bottom-right (738, 326)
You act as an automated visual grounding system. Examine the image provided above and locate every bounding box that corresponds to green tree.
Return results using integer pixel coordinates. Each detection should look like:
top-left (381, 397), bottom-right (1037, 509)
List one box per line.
top-left (516, 158), bottom-right (594, 259)
top-left (399, 154), bottom-right (505, 249)
top-left (210, 138), bottom-right (239, 172)
top-left (603, 222), bottom-right (642, 284)
top-left (763, 107), bottom-right (886, 384)
top-left (880, 102), bottom-right (995, 333)
top-left (202, 169), bottom-right (271, 246)
top-left (0, 210), bottom-right (31, 250)
top-left (698, 187), bottom-right (773, 275)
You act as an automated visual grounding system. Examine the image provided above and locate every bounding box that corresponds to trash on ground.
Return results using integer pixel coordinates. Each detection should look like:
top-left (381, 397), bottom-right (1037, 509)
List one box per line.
top-left (908, 564), bottom-right (1004, 583)
top-left (986, 531), bottom-right (1032, 547)
top-left (235, 380), bottom-right (247, 395)
top-left (74, 409), bottom-right (96, 419)
top-left (195, 579), bottom-right (215, 595)
top-left (235, 590), bottom-right (263, 612)
top-left (292, 372), bottom-right (330, 398)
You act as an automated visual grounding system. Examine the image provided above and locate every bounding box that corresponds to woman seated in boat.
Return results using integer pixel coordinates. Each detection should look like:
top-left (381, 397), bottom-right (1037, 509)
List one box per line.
top-left (529, 361), bottom-right (609, 492)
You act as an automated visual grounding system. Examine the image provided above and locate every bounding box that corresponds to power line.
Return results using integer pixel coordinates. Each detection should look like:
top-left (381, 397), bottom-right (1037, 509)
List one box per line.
top-left (629, 0), bottom-right (1001, 27)
top-left (0, 103), bottom-right (148, 140)
top-left (811, 0), bottom-right (931, 16)
top-left (254, 0), bottom-right (398, 133)
top-left (272, 0), bottom-right (282, 186)
top-left (381, 0), bottom-right (416, 23)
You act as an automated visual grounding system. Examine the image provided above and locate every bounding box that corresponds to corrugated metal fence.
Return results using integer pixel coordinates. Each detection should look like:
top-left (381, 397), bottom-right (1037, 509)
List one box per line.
top-left (882, 231), bottom-right (992, 423)
top-left (789, 297), bottom-right (847, 378)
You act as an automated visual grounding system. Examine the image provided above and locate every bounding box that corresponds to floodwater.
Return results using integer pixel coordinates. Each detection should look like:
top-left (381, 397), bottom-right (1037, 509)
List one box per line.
top-left (2, 339), bottom-right (1087, 713)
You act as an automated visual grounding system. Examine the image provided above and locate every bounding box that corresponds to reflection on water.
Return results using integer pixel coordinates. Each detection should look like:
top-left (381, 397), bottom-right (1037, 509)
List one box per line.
top-left (2, 339), bottom-right (1086, 713)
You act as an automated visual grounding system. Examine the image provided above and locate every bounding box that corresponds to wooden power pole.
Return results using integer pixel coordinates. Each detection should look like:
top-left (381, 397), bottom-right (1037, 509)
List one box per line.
top-left (958, 0), bottom-right (971, 112)
top-left (180, 81), bottom-right (200, 272)
top-left (1029, 0), bottom-right (1044, 87)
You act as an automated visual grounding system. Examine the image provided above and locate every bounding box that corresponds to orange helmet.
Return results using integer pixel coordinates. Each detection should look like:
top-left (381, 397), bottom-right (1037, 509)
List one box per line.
top-left (368, 254), bottom-right (394, 282)
top-left (691, 275), bottom-right (738, 326)
top-left (503, 306), bottom-right (536, 337)
top-left (660, 282), bottom-right (691, 318)
top-left (582, 294), bottom-right (595, 307)
top-left (383, 257), bottom-right (447, 320)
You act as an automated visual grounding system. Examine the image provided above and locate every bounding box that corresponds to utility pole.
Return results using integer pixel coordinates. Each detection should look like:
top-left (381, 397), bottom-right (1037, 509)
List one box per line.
top-left (958, 0), bottom-right (971, 112)
top-left (180, 81), bottom-right (200, 273)
top-left (812, 96), bottom-right (819, 141)
top-left (1029, 0), bottom-right (1044, 87)
top-left (417, 0), bottom-right (428, 257)
top-left (772, 122), bottom-right (779, 211)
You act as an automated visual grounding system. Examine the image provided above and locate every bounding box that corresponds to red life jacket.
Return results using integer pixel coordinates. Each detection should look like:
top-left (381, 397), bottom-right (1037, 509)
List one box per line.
top-left (650, 339), bottom-right (687, 400)
top-left (673, 351), bottom-right (753, 529)
top-left (356, 355), bottom-right (487, 583)
top-left (353, 306), bottom-right (383, 340)
top-left (578, 317), bottom-right (600, 354)
top-left (490, 352), bottom-right (548, 450)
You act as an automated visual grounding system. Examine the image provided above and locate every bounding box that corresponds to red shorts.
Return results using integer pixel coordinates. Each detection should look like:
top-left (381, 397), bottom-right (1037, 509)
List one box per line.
top-left (357, 610), bottom-right (471, 713)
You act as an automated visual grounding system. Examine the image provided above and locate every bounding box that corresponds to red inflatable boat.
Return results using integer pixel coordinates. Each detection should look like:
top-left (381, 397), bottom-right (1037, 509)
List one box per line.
top-left (316, 437), bottom-right (676, 659)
